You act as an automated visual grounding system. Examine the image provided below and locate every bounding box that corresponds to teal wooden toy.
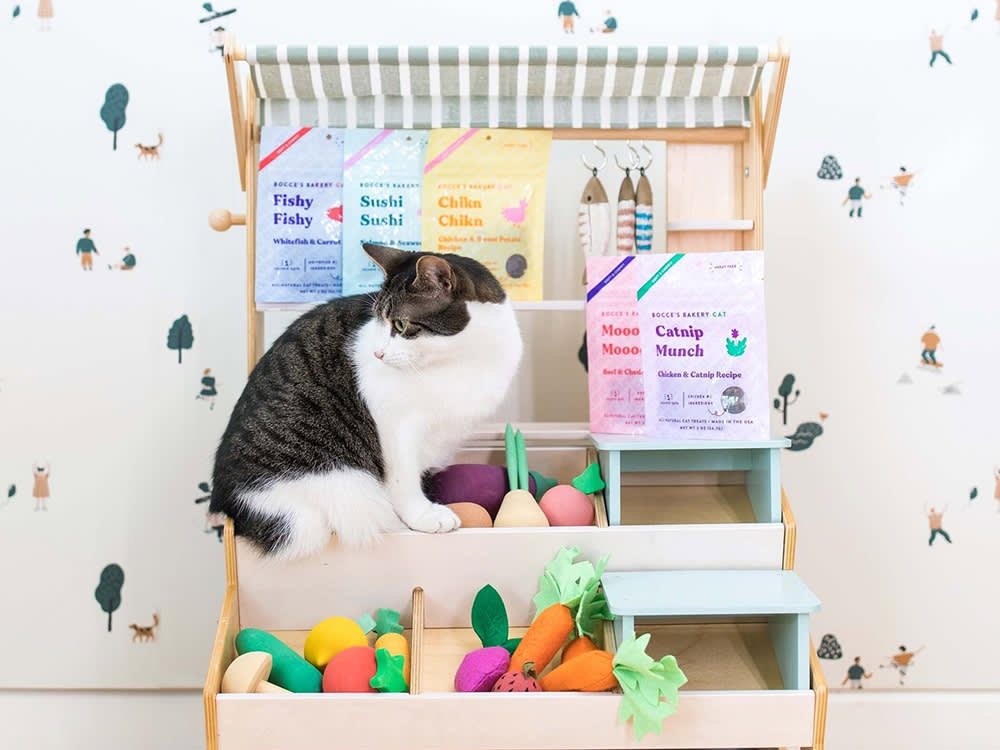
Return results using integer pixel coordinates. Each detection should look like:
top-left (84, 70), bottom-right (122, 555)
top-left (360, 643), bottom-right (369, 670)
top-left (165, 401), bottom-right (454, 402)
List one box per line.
top-left (235, 628), bottom-right (322, 693)
top-left (601, 569), bottom-right (820, 691)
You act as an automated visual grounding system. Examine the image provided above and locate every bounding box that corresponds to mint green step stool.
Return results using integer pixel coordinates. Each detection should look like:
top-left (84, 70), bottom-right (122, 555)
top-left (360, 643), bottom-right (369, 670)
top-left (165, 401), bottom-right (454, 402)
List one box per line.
top-left (590, 435), bottom-right (789, 525)
top-left (601, 569), bottom-right (820, 690)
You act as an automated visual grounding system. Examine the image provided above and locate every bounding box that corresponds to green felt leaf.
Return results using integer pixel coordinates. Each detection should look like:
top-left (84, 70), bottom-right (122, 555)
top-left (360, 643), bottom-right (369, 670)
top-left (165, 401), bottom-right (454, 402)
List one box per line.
top-left (571, 462), bottom-right (606, 494)
top-left (356, 613), bottom-right (376, 635)
top-left (471, 585), bottom-right (509, 647)
top-left (504, 424), bottom-right (517, 492)
top-left (370, 648), bottom-right (408, 693)
top-left (528, 470), bottom-right (558, 500)
top-left (612, 634), bottom-right (688, 741)
top-left (574, 573), bottom-right (613, 638)
top-left (375, 608), bottom-right (404, 635)
top-left (501, 637), bottom-right (522, 656)
top-left (531, 547), bottom-right (602, 618)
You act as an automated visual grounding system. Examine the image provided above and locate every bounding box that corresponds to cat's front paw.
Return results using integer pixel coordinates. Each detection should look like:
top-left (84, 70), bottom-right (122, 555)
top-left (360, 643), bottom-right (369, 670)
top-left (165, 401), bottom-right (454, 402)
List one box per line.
top-left (402, 501), bottom-right (461, 534)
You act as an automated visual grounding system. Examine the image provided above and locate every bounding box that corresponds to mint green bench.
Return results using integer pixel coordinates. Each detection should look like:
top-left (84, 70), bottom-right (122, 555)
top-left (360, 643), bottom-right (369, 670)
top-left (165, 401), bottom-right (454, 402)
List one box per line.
top-left (601, 569), bottom-right (820, 691)
top-left (590, 435), bottom-right (789, 526)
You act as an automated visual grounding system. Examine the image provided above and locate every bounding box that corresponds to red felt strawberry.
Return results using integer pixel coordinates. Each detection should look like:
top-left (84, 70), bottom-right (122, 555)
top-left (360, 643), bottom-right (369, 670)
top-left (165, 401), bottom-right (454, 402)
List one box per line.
top-left (491, 662), bottom-right (541, 692)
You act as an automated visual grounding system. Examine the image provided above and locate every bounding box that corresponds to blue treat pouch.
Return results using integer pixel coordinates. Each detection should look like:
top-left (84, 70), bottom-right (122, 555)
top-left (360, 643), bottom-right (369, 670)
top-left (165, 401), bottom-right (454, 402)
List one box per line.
top-left (255, 126), bottom-right (344, 307)
top-left (342, 129), bottom-right (429, 296)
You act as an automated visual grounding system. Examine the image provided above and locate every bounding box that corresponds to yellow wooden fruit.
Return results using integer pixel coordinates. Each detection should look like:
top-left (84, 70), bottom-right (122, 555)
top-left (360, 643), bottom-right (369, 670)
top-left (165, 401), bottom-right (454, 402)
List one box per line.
top-left (304, 616), bottom-right (368, 669)
top-left (493, 489), bottom-right (550, 527)
top-left (374, 632), bottom-right (410, 686)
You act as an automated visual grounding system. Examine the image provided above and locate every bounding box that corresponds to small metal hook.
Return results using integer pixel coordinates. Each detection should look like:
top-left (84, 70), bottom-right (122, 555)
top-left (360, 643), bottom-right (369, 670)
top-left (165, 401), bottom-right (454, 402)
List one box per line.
top-left (581, 141), bottom-right (607, 176)
top-left (614, 140), bottom-right (639, 172)
top-left (637, 143), bottom-right (654, 175)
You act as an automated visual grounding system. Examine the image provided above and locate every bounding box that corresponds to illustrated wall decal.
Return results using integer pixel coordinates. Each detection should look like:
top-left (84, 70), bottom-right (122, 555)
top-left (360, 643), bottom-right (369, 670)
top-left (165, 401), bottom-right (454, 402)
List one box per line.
top-left (557, 1), bottom-right (579, 33)
top-left (1, 484), bottom-right (14, 508)
top-left (100, 84), bottom-right (129, 151)
top-left (773, 373), bottom-right (800, 425)
top-left (816, 633), bottom-right (843, 660)
top-left (880, 645), bottom-right (924, 685)
top-left (195, 481), bottom-right (224, 540)
top-left (31, 462), bottom-right (50, 511)
top-left (167, 315), bottom-right (194, 363)
top-left (199, 2), bottom-right (236, 23)
top-left (578, 331), bottom-right (588, 372)
top-left (94, 564), bottom-right (125, 632)
top-left (842, 177), bottom-right (872, 217)
top-left (928, 29), bottom-right (953, 66)
top-left (135, 133), bottom-right (163, 160)
top-left (786, 414), bottom-right (826, 451)
top-left (994, 467), bottom-right (1000, 512)
top-left (968, 486), bottom-right (978, 502)
top-left (591, 9), bottom-right (618, 33)
top-left (816, 155), bottom-right (842, 180)
top-left (940, 382), bottom-right (961, 395)
top-left (925, 504), bottom-right (953, 546)
top-left (107, 246), bottom-right (136, 271)
top-left (75, 228), bottom-right (99, 271)
top-left (841, 657), bottom-right (873, 689)
top-left (880, 167), bottom-right (918, 206)
top-left (37, 0), bottom-right (51, 30)
top-left (128, 613), bottom-right (160, 643)
top-left (196, 368), bottom-right (217, 409)
top-left (12, 5), bottom-right (19, 18)
top-left (919, 325), bottom-right (942, 369)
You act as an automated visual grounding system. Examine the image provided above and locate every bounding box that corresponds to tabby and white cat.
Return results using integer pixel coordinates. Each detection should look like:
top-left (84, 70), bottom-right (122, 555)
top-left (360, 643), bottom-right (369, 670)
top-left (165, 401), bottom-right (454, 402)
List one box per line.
top-left (210, 243), bottom-right (523, 560)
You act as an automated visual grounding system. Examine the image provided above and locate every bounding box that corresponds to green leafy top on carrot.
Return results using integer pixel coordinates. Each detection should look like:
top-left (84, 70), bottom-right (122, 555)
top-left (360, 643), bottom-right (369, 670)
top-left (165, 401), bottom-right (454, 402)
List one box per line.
top-left (613, 633), bottom-right (688, 740)
top-left (532, 547), bottom-right (612, 637)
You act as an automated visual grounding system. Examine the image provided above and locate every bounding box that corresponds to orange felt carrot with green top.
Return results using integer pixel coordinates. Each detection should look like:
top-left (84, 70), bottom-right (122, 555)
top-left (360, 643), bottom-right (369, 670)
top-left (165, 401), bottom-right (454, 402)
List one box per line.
top-left (509, 547), bottom-right (607, 674)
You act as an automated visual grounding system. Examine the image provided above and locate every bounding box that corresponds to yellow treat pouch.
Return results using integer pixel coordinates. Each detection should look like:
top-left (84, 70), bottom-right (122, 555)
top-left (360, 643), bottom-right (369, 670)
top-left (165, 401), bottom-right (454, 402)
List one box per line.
top-left (421, 129), bottom-right (552, 301)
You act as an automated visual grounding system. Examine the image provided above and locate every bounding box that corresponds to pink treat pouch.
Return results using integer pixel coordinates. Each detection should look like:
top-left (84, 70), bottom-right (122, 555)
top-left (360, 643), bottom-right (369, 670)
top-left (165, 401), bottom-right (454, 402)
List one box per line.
top-left (636, 251), bottom-right (769, 440)
top-left (585, 255), bottom-right (644, 435)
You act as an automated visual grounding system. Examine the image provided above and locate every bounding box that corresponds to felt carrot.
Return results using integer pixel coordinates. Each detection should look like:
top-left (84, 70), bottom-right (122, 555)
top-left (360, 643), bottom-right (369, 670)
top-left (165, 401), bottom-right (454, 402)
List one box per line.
top-left (539, 649), bottom-right (617, 691)
top-left (509, 603), bottom-right (574, 673)
top-left (561, 633), bottom-right (598, 662)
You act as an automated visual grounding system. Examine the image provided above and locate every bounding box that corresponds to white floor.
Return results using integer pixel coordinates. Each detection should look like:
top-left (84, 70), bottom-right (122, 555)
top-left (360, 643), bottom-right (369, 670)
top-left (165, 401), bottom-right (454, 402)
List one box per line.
top-left (0, 689), bottom-right (995, 749)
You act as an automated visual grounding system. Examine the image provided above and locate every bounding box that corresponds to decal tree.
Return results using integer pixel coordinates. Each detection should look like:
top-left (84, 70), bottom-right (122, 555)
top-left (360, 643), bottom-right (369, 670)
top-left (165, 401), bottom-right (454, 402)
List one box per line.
top-left (95, 564), bottom-right (125, 632)
top-left (100, 84), bottom-right (129, 151)
top-left (167, 315), bottom-right (194, 363)
top-left (773, 373), bottom-right (800, 425)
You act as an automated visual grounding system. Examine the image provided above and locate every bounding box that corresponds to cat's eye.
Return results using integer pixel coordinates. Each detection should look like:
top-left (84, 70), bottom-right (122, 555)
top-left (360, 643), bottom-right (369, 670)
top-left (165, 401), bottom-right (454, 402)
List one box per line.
top-left (392, 319), bottom-right (407, 333)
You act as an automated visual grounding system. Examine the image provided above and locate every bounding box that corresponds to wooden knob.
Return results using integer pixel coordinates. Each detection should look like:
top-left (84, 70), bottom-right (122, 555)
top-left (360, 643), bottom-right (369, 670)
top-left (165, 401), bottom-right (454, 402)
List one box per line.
top-left (209, 208), bottom-right (246, 232)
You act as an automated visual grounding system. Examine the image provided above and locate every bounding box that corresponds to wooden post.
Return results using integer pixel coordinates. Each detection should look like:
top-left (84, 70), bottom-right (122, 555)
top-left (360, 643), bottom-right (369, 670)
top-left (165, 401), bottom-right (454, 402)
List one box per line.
top-left (223, 34), bottom-right (247, 191)
top-left (244, 74), bottom-right (263, 374)
top-left (782, 489), bottom-right (797, 570)
top-left (762, 38), bottom-right (790, 190)
top-left (742, 88), bottom-right (765, 249)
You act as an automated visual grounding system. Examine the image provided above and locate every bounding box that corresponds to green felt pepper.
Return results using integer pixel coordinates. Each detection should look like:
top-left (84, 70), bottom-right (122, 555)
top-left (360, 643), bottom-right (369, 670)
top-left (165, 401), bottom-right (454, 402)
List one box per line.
top-left (234, 628), bottom-right (322, 693)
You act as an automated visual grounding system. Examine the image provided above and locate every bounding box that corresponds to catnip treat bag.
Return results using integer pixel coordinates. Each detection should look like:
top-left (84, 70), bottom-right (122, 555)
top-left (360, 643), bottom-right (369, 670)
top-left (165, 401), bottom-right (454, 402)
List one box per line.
top-left (585, 255), bottom-right (644, 435)
top-left (255, 127), bottom-right (345, 306)
top-left (636, 251), bottom-right (769, 441)
top-left (342, 129), bottom-right (429, 296)
top-left (421, 129), bottom-right (552, 301)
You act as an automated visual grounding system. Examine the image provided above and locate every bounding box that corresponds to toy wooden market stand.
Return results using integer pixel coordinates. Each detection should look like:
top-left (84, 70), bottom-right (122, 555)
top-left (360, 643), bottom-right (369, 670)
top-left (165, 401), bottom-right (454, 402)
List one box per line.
top-left (206, 36), bottom-right (828, 750)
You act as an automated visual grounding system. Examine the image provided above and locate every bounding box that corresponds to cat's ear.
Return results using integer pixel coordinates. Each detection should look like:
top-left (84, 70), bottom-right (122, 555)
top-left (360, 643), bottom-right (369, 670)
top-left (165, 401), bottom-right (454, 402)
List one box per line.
top-left (412, 255), bottom-right (455, 295)
top-left (363, 243), bottom-right (410, 278)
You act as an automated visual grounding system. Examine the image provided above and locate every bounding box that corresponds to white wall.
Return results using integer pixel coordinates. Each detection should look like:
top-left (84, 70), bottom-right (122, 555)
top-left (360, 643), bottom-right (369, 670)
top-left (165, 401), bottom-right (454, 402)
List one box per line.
top-left (1, 0), bottom-right (997, 746)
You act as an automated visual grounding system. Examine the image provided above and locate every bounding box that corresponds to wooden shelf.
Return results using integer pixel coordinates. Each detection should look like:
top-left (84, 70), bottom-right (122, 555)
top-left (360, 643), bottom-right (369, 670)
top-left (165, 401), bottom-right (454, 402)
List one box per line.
top-left (667, 219), bottom-right (754, 232)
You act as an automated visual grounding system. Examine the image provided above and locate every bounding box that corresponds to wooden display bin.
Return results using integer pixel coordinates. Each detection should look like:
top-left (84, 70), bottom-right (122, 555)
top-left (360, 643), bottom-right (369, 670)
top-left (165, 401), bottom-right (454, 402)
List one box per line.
top-left (204, 535), bottom-right (825, 750)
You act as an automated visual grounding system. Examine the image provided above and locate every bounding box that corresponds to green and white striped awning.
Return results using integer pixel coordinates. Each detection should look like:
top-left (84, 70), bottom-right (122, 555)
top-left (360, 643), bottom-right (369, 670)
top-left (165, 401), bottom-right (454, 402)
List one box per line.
top-left (245, 45), bottom-right (769, 130)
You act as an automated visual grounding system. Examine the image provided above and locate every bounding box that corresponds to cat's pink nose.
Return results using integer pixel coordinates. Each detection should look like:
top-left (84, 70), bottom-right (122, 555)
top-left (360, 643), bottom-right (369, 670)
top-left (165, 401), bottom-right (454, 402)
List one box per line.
top-left (374, 350), bottom-right (385, 360)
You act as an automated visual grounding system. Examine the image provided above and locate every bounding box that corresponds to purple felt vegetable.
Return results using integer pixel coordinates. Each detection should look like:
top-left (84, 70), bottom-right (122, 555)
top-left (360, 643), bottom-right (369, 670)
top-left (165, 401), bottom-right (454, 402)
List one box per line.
top-left (428, 465), bottom-right (536, 519)
top-left (454, 646), bottom-right (511, 692)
